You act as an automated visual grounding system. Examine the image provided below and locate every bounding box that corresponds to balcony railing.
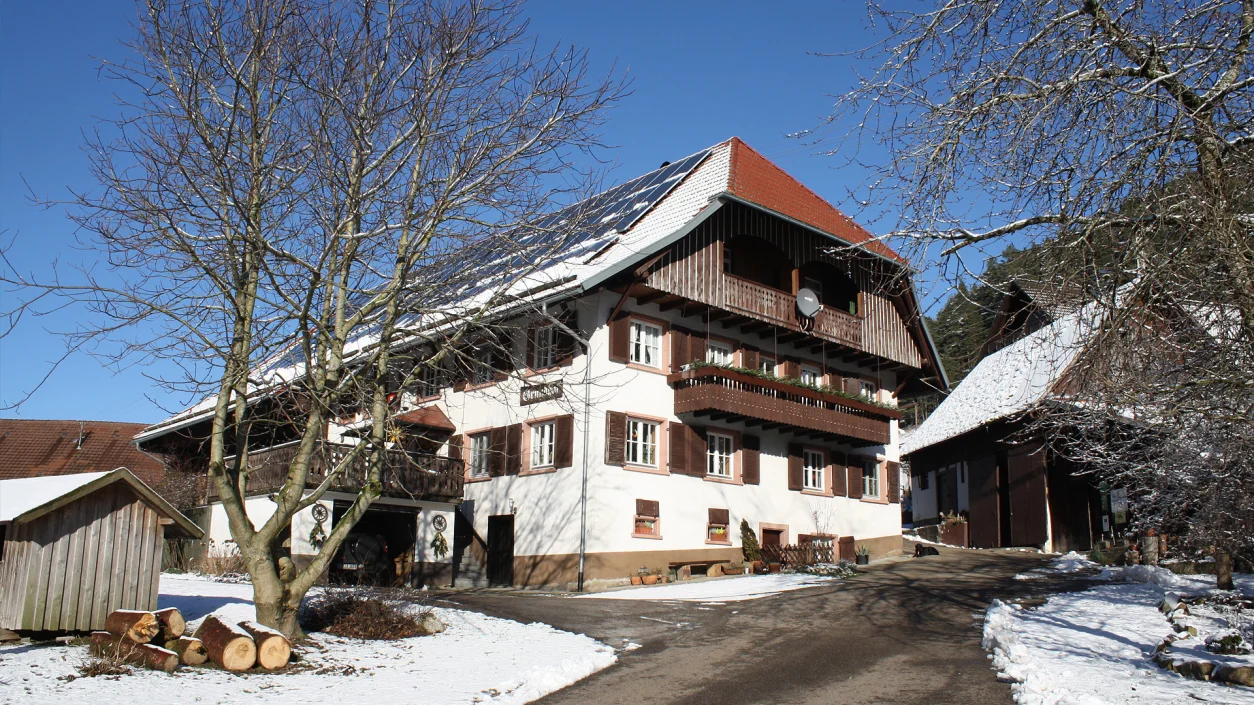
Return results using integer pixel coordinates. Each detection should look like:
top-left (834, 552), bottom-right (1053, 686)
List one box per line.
top-left (208, 441), bottom-right (464, 502)
top-left (723, 275), bottom-right (862, 349)
top-left (667, 367), bottom-right (897, 445)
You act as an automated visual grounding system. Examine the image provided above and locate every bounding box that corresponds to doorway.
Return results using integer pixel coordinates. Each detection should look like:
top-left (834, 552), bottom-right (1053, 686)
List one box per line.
top-left (486, 514), bottom-right (515, 586)
top-left (761, 528), bottom-right (784, 548)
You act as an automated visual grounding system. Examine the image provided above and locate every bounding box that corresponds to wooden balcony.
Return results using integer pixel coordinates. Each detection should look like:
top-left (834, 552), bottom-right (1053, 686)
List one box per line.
top-left (208, 441), bottom-right (464, 503)
top-left (668, 367), bottom-right (898, 446)
top-left (723, 275), bottom-right (862, 349)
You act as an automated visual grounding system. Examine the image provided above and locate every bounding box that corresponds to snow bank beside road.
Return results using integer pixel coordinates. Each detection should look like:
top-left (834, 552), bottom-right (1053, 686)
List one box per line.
top-left (576, 573), bottom-right (839, 602)
top-left (0, 574), bottom-right (616, 705)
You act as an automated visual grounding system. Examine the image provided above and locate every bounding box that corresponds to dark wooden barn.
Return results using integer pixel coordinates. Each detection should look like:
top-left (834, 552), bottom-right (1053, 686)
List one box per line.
top-left (0, 467), bottom-right (202, 632)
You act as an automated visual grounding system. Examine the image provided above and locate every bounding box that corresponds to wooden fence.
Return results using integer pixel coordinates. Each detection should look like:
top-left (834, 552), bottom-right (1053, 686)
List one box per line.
top-left (760, 540), bottom-right (834, 567)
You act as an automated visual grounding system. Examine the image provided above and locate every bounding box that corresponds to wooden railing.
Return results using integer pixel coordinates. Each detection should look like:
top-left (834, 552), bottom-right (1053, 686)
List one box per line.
top-left (668, 367), bottom-right (896, 445)
top-left (209, 441), bottom-right (464, 502)
top-left (723, 275), bottom-right (862, 349)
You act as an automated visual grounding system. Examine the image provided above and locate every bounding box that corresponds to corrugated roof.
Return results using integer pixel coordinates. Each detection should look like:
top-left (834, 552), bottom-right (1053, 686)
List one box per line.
top-left (0, 419), bottom-right (166, 486)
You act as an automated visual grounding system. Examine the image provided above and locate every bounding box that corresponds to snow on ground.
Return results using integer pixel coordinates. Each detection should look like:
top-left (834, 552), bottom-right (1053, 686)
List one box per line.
top-left (1014, 551), bottom-right (1099, 580)
top-left (983, 566), bottom-right (1254, 705)
top-left (574, 573), bottom-right (839, 602)
top-left (0, 574), bottom-right (616, 705)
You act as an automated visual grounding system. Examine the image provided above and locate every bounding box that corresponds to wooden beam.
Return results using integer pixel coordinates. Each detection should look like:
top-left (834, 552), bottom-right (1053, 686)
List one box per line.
top-left (635, 289), bottom-right (669, 305)
top-left (657, 296), bottom-right (687, 312)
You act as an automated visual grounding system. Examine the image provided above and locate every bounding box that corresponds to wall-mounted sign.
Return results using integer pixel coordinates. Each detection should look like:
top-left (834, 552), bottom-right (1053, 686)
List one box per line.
top-left (520, 380), bottom-right (563, 406)
top-left (1110, 487), bottom-right (1129, 525)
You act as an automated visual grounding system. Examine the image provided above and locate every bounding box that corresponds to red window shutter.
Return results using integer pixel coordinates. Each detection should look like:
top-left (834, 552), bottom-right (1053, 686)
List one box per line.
top-left (831, 451), bottom-right (847, 496)
top-left (689, 334), bottom-right (706, 366)
top-left (708, 508), bottom-right (730, 525)
top-left (741, 347), bottom-right (759, 371)
top-left (887, 461), bottom-right (901, 503)
top-left (504, 424), bottom-right (522, 475)
top-left (608, 314), bottom-right (630, 363)
top-left (636, 499), bottom-right (660, 518)
top-left (554, 415), bottom-right (574, 469)
top-left (847, 459), bottom-right (863, 499)
top-left (604, 411), bottom-right (627, 465)
top-left (844, 377), bottom-right (861, 395)
top-left (489, 426), bottom-right (507, 476)
top-left (670, 328), bottom-right (690, 370)
top-left (741, 434), bottom-right (761, 485)
top-left (669, 422), bottom-right (688, 474)
top-left (781, 359), bottom-right (801, 379)
top-left (447, 434), bottom-right (463, 461)
top-left (787, 443), bottom-right (804, 491)
top-left (688, 425), bottom-right (708, 477)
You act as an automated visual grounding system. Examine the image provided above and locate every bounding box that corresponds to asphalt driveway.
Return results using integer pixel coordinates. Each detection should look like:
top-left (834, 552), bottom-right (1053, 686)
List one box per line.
top-left (435, 545), bottom-right (1083, 704)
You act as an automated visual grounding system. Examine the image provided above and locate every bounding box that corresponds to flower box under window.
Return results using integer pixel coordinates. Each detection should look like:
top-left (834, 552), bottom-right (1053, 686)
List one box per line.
top-left (634, 516), bottom-right (659, 537)
top-left (707, 524), bottom-right (729, 542)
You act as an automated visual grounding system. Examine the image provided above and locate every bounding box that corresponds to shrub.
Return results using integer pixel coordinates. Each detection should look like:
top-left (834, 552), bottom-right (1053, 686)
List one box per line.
top-left (740, 519), bottom-right (761, 563)
top-left (301, 590), bottom-right (433, 640)
top-left (73, 656), bottom-right (132, 680)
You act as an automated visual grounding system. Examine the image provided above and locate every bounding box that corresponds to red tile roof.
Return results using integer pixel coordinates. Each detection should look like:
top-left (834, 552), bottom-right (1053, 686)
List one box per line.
top-left (725, 138), bottom-right (905, 263)
top-left (393, 406), bottom-right (456, 431)
top-left (0, 419), bottom-right (166, 486)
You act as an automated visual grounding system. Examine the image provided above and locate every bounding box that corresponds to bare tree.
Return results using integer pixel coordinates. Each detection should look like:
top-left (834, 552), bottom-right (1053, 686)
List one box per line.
top-left (819, 1), bottom-right (1254, 587)
top-left (2, 0), bottom-right (622, 635)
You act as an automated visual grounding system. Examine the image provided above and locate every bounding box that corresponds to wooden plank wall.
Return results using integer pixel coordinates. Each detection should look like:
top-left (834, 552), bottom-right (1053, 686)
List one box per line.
top-left (0, 483), bottom-right (164, 631)
top-left (642, 202), bottom-right (923, 368)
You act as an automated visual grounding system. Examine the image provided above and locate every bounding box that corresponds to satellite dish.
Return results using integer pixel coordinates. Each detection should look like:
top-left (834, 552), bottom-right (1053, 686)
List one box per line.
top-left (796, 288), bottom-right (822, 319)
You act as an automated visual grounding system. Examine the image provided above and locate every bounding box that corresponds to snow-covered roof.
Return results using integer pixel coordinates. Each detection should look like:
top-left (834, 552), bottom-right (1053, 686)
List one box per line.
top-left (901, 304), bottom-right (1100, 455)
top-left (0, 467), bottom-right (203, 537)
top-left (0, 472), bottom-right (109, 522)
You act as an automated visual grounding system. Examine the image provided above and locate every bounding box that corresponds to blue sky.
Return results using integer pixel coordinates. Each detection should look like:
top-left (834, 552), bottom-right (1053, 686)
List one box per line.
top-left (0, 1), bottom-right (934, 423)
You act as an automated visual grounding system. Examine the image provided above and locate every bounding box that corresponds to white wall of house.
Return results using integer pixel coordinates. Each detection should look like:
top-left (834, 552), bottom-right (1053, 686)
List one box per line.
top-left (911, 474), bottom-right (938, 523)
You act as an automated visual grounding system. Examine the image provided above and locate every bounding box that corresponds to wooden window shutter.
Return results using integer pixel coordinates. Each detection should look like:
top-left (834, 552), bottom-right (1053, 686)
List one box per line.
top-left (688, 425), bottom-right (708, 477)
top-left (504, 423), bottom-right (522, 475)
top-left (636, 499), bottom-right (659, 518)
top-left (669, 422), bottom-right (688, 474)
top-left (447, 434), bottom-right (463, 461)
top-left (708, 508), bottom-right (730, 525)
top-left (741, 347), bottom-right (759, 371)
top-left (782, 359), bottom-right (801, 379)
top-left (670, 328), bottom-right (690, 370)
top-left (492, 346), bottom-right (512, 381)
top-left (488, 426), bottom-right (507, 476)
top-left (689, 334), bottom-right (706, 366)
top-left (844, 377), bottom-right (861, 395)
top-left (741, 434), bottom-right (761, 485)
top-left (887, 461), bottom-right (901, 503)
top-left (608, 314), bottom-right (630, 363)
top-left (554, 415), bottom-right (574, 469)
top-left (831, 451), bottom-right (847, 496)
top-left (555, 309), bottom-right (580, 364)
top-left (787, 443), bottom-right (804, 491)
top-left (604, 411), bottom-right (627, 465)
top-left (847, 459), bottom-right (863, 499)
top-left (525, 326), bottom-right (537, 369)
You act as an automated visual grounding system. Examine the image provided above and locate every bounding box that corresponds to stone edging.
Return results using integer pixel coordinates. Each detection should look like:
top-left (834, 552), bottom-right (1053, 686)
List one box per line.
top-left (1151, 592), bottom-right (1253, 687)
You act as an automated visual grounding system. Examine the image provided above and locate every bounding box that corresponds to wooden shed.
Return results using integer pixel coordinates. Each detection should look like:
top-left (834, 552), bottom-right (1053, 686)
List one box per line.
top-left (0, 467), bottom-right (202, 632)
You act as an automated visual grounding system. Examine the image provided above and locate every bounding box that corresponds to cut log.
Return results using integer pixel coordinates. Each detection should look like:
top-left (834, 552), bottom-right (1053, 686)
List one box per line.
top-left (89, 631), bottom-right (179, 672)
top-left (165, 635), bottom-right (209, 666)
top-left (239, 621), bottom-right (292, 670)
top-left (193, 615), bottom-right (257, 672)
top-left (104, 610), bottom-right (161, 644)
top-left (153, 607), bottom-right (187, 641)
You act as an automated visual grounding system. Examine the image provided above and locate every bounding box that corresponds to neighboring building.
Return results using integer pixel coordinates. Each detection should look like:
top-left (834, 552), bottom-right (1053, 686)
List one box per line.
top-left (135, 138), bottom-right (947, 588)
top-left (0, 468), bottom-right (202, 632)
top-left (0, 419), bottom-right (167, 486)
top-left (901, 282), bottom-right (1114, 553)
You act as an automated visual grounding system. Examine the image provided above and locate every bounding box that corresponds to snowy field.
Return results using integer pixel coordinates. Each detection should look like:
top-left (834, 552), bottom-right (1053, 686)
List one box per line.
top-left (575, 573), bottom-right (839, 602)
top-left (0, 574), bottom-right (616, 705)
top-left (984, 555), bottom-right (1254, 705)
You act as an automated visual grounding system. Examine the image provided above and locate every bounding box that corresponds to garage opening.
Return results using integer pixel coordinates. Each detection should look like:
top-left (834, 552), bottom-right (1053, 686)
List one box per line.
top-left (330, 501), bottom-right (417, 586)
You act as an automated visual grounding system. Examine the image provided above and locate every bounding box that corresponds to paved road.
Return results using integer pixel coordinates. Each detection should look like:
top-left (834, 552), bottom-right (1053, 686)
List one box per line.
top-left (436, 545), bottom-right (1080, 705)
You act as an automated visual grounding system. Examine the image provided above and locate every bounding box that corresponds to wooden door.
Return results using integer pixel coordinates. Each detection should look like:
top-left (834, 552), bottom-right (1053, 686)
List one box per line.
top-left (1007, 444), bottom-right (1048, 547)
top-left (967, 455), bottom-right (1000, 548)
top-left (486, 515), bottom-right (515, 587)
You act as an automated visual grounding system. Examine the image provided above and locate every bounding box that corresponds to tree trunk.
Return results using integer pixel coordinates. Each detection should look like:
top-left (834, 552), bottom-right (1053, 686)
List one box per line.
top-left (250, 564), bottom-right (306, 639)
top-left (194, 615), bottom-right (257, 672)
top-left (104, 610), bottom-right (160, 644)
top-left (240, 621), bottom-right (292, 669)
top-left (89, 632), bottom-right (179, 672)
top-left (165, 635), bottom-right (208, 665)
top-left (1216, 550), bottom-right (1235, 590)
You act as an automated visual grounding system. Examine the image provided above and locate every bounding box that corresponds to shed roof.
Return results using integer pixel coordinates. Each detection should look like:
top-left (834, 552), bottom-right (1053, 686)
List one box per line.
top-left (0, 419), bottom-right (166, 485)
top-left (0, 467), bottom-right (202, 538)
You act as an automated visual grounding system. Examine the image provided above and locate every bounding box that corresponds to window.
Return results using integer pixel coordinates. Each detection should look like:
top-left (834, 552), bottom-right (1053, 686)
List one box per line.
top-left (706, 340), bottom-right (733, 366)
top-left (472, 346), bottom-right (495, 385)
top-left (533, 326), bottom-right (555, 369)
top-left (919, 471), bottom-right (930, 490)
top-left (416, 363), bottom-right (442, 398)
top-left (859, 380), bottom-right (878, 401)
top-left (629, 320), bottom-right (662, 367)
top-left (707, 508), bottom-right (730, 543)
top-left (803, 449), bottom-right (825, 491)
top-left (863, 460), bottom-right (880, 497)
top-left (800, 365), bottom-right (821, 386)
top-left (469, 433), bottom-right (491, 477)
top-left (707, 433), bottom-right (734, 478)
top-left (530, 421), bottom-right (555, 468)
top-left (625, 418), bottom-right (659, 467)
top-left (758, 355), bottom-right (776, 375)
top-left (634, 499), bottom-right (660, 537)
top-left (804, 276), bottom-right (824, 301)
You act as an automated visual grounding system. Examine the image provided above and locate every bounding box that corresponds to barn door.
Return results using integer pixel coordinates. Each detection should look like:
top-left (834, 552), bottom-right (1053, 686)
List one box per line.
top-left (967, 455), bottom-right (1000, 548)
top-left (486, 515), bottom-right (515, 586)
top-left (1007, 444), bottom-right (1048, 547)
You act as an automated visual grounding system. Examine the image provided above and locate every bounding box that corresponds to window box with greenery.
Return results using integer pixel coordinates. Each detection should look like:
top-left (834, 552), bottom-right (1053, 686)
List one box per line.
top-left (633, 499), bottom-right (661, 539)
top-left (706, 508), bottom-right (731, 544)
top-left (680, 361), bottom-right (900, 411)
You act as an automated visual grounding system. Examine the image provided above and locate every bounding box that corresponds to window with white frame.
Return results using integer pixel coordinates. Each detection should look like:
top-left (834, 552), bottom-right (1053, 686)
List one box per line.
top-left (533, 326), bottom-right (555, 369)
top-left (472, 346), bottom-right (496, 385)
top-left (800, 365), bottom-right (822, 386)
top-left (629, 320), bottom-right (662, 367)
top-left (804, 276), bottom-right (824, 301)
top-left (416, 362), bottom-right (442, 398)
top-left (530, 421), bottom-right (555, 468)
top-left (803, 449), bottom-right (825, 491)
top-left (706, 340), bottom-right (733, 366)
top-left (707, 433), bottom-right (734, 478)
top-left (862, 459), bottom-right (880, 497)
top-left (469, 433), bottom-right (491, 477)
top-left (625, 418), bottom-right (659, 467)
top-left (758, 355), bottom-right (776, 375)
top-left (859, 380), bottom-right (878, 401)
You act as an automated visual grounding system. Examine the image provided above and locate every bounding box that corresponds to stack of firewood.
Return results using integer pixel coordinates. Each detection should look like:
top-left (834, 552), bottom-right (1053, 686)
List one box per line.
top-left (89, 608), bottom-right (291, 673)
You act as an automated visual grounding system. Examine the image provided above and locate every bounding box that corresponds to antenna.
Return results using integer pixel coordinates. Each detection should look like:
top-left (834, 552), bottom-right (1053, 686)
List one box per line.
top-left (76, 421), bottom-right (85, 450)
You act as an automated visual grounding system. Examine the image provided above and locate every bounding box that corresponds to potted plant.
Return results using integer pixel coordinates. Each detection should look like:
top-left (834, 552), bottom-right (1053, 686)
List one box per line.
top-left (855, 544), bottom-right (870, 565)
top-left (938, 511), bottom-right (969, 547)
top-left (725, 561), bottom-right (745, 576)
